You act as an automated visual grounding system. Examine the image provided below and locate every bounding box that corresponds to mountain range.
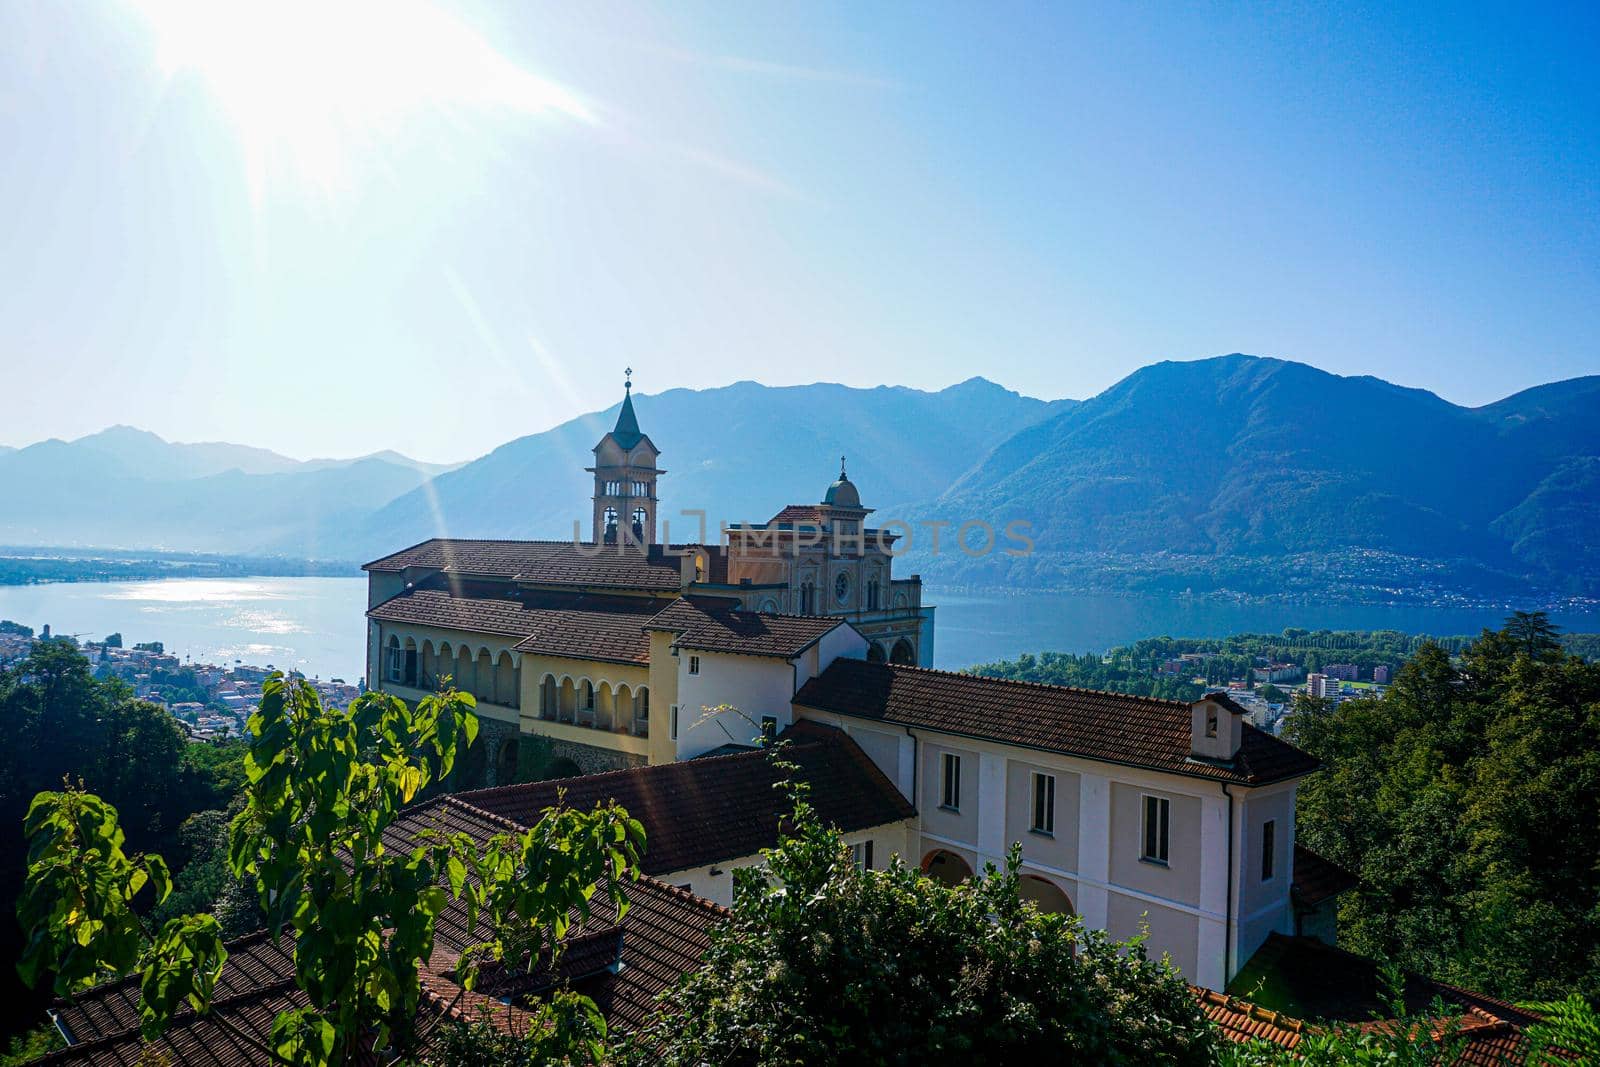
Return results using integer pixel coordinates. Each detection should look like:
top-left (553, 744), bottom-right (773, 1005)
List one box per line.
top-left (2, 357), bottom-right (1596, 596)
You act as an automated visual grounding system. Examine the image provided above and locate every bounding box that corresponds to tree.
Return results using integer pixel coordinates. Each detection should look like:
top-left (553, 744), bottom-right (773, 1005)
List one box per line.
top-left (103, 633), bottom-right (123, 649)
top-left (17, 674), bottom-right (644, 1066)
top-left (1289, 616), bottom-right (1600, 1001)
top-left (626, 760), bottom-right (1219, 1066)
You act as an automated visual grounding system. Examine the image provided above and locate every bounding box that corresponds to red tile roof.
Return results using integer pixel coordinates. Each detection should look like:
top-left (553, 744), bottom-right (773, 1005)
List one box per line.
top-left (1194, 986), bottom-right (1308, 1049)
top-left (794, 659), bottom-right (1321, 786)
top-left (457, 722), bottom-right (914, 876)
top-left (364, 538), bottom-right (691, 591)
top-left (42, 798), bottom-right (725, 1064)
top-left (366, 581), bottom-right (663, 664)
top-left (645, 595), bottom-right (847, 659)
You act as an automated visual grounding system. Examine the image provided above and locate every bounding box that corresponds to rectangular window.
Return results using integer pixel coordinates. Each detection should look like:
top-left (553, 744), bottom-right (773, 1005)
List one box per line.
top-left (688, 655), bottom-right (700, 675)
top-left (761, 715), bottom-right (778, 742)
top-left (940, 752), bottom-right (961, 811)
top-left (1142, 795), bottom-right (1170, 865)
top-left (670, 704), bottom-right (679, 741)
top-left (1031, 772), bottom-right (1055, 835)
top-left (852, 840), bottom-right (874, 871)
top-left (1261, 819), bottom-right (1276, 882)
top-left (1205, 706), bottom-right (1218, 738)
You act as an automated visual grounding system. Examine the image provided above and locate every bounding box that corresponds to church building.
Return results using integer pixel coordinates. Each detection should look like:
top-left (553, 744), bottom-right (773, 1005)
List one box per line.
top-left (363, 378), bottom-right (1325, 992)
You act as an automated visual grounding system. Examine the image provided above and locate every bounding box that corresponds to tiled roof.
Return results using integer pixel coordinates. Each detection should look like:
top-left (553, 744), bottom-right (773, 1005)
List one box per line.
top-left (43, 797), bottom-right (725, 1064)
top-left (793, 659), bottom-right (1322, 786)
top-left (767, 504), bottom-right (827, 526)
top-left (366, 580), bottom-right (661, 664)
top-left (364, 538), bottom-right (689, 591)
top-left (645, 596), bottom-right (846, 659)
top-left (1292, 844), bottom-right (1359, 906)
top-left (457, 722), bottom-right (914, 876)
top-left (1194, 987), bottom-right (1307, 1049)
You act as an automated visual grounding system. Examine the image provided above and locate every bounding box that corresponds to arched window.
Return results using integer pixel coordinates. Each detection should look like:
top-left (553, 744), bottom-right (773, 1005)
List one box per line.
top-left (890, 638), bottom-right (915, 665)
top-left (386, 635), bottom-right (402, 682)
top-left (633, 688), bottom-right (649, 737)
top-left (867, 578), bottom-right (881, 611)
top-left (631, 507), bottom-right (648, 539)
top-left (799, 580), bottom-right (816, 614)
top-left (867, 642), bottom-right (887, 663)
top-left (540, 675), bottom-right (557, 720)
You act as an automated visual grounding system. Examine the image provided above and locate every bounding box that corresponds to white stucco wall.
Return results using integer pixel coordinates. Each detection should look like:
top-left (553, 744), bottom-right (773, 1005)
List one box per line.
top-left (673, 650), bottom-right (798, 758)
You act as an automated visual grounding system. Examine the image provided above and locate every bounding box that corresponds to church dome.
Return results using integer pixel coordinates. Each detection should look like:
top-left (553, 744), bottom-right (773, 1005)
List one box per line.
top-left (823, 458), bottom-right (861, 508)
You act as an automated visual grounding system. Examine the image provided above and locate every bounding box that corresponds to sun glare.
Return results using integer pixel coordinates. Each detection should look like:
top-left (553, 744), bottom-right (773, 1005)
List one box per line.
top-left (125, 0), bottom-right (595, 201)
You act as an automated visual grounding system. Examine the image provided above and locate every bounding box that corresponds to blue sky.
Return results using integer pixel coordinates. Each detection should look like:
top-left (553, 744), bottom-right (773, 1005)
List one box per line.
top-left (1, 1), bottom-right (1595, 462)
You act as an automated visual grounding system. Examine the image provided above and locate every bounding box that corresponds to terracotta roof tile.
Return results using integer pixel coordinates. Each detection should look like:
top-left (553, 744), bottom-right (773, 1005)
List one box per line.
top-left (363, 538), bottom-right (690, 591)
top-left (1194, 986), bottom-right (1307, 1049)
top-left (794, 659), bottom-right (1321, 786)
top-left (367, 580), bottom-right (662, 665)
top-left (646, 595), bottom-right (846, 659)
top-left (457, 723), bottom-right (914, 876)
top-left (43, 798), bottom-right (725, 1064)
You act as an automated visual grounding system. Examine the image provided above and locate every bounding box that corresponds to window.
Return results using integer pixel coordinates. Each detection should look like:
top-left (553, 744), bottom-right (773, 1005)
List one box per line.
top-left (940, 752), bottom-right (962, 811)
top-left (834, 572), bottom-right (850, 605)
top-left (1261, 819), bottom-right (1276, 882)
top-left (1142, 795), bottom-right (1170, 864)
top-left (632, 480), bottom-right (649, 496)
top-left (582, 680), bottom-right (594, 710)
top-left (852, 840), bottom-right (875, 871)
top-left (386, 638), bottom-right (402, 682)
top-left (688, 655), bottom-right (700, 675)
top-left (670, 704), bottom-right (679, 741)
top-left (799, 580), bottom-right (816, 614)
top-left (1031, 772), bottom-right (1055, 835)
top-left (761, 715), bottom-right (778, 742)
top-left (1205, 706), bottom-right (1218, 738)
top-left (866, 579), bottom-right (881, 610)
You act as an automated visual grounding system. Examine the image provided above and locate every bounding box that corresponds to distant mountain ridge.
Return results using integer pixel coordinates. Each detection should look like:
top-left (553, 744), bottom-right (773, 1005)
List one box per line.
top-left (3, 360), bottom-right (1596, 598)
top-left (921, 355), bottom-right (1600, 593)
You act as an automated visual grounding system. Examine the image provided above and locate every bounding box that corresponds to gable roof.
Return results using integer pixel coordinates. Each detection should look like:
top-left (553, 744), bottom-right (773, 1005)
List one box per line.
top-left (645, 595), bottom-right (847, 659)
top-left (366, 581), bottom-right (662, 664)
top-left (41, 798), bottom-right (724, 1064)
top-left (363, 538), bottom-right (688, 591)
top-left (457, 721), bottom-right (914, 876)
top-left (1292, 844), bottom-right (1359, 907)
top-left (793, 659), bottom-right (1321, 786)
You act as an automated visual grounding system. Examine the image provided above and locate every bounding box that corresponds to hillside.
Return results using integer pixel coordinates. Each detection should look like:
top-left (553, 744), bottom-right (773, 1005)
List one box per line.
top-left (916, 355), bottom-right (1600, 594)
top-left (0, 430), bottom-right (454, 554)
top-left (327, 378), bottom-right (1069, 559)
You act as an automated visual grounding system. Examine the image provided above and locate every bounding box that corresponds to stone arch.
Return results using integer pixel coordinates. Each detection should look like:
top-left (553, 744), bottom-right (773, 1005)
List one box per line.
top-left (921, 849), bottom-right (974, 887)
top-left (558, 677), bottom-right (576, 723)
top-left (615, 684), bottom-right (633, 733)
top-left (867, 642), bottom-right (888, 663)
top-left (890, 638), bottom-right (916, 665)
top-left (544, 757), bottom-right (583, 781)
top-left (632, 686), bottom-right (649, 736)
top-left (437, 642), bottom-right (454, 687)
top-left (596, 682), bottom-right (616, 730)
top-left (1019, 874), bottom-right (1074, 915)
top-left (475, 648), bottom-right (494, 702)
top-left (455, 646), bottom-right (474, 695)
top-left (420, 640), bottom-right (435, 686)
top-left (578, 678), bottom-right (596, 725)
top-left (758, 597), bottom-right (779, 614)
top-left (495, 738), bottom-right (520, 786)
top-left (539, 674), bottom-right (558, 720)
top-left (495, 651), bottom-right (517, 707)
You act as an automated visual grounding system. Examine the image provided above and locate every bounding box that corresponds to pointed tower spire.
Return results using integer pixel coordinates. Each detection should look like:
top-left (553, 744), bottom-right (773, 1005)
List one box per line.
top-left (612, 367), bottom-right (642, 448)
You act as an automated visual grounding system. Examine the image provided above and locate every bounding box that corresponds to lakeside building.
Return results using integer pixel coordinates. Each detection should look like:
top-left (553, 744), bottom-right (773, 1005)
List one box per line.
top-left (360, 379), bottom-right (1327, 993)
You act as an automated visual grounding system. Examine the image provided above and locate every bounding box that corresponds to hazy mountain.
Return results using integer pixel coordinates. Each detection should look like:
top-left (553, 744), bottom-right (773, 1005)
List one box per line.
top-left (920, 354), bottom-right (1600, 591)
top-left (332, 378), bottom-right (1071, 558)
top-left (0, 429), bottom-right (451, 553)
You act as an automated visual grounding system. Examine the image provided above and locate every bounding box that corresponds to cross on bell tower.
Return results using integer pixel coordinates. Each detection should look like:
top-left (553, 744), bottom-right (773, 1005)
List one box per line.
top-left (586, 369), bottom-right (664, 545)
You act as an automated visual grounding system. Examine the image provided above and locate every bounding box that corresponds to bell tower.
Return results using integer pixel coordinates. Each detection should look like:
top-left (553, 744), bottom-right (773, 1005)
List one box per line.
top-left (586, 369), bottom-right (664, 545)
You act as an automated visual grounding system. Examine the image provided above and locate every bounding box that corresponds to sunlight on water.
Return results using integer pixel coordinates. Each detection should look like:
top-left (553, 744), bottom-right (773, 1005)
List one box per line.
top-left (103, 579), bottom-right (287, 603)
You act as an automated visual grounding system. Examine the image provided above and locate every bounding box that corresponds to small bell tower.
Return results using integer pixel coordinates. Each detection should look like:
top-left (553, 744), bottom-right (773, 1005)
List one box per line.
top-left (586, 369), bottom-right (664, 544)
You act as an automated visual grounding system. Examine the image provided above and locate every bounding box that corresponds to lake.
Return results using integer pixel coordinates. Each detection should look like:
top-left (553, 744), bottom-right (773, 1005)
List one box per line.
top-left (0, 577), bottom-right (1594, 679)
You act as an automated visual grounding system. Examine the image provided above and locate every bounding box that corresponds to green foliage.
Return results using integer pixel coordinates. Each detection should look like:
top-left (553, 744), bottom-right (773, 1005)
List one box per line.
top-left (626, 761), bottom-right (1219, 1066)
top-left (0, 1026), bottom-right (62, 1065)
top-left (1290, 613), bottom-right (1600, 1001)
top-left (1520, 993), bottom-right (1600, 1065)
top-left (434, 989), bottom-right (607, 1067)
top-left (17, 672), bottom-right (644, 1066)
top-left (970, 649), bottom-right (1205, 699)
top-left (1219, 967), bottom-right (1464, 1066)
top-left (0, 641), bottom-right (244, 1040)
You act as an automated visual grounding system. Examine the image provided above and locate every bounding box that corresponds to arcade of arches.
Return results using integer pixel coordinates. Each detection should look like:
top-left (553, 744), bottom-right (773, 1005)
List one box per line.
top-left (920, 850), bottom-right (1075, 915)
